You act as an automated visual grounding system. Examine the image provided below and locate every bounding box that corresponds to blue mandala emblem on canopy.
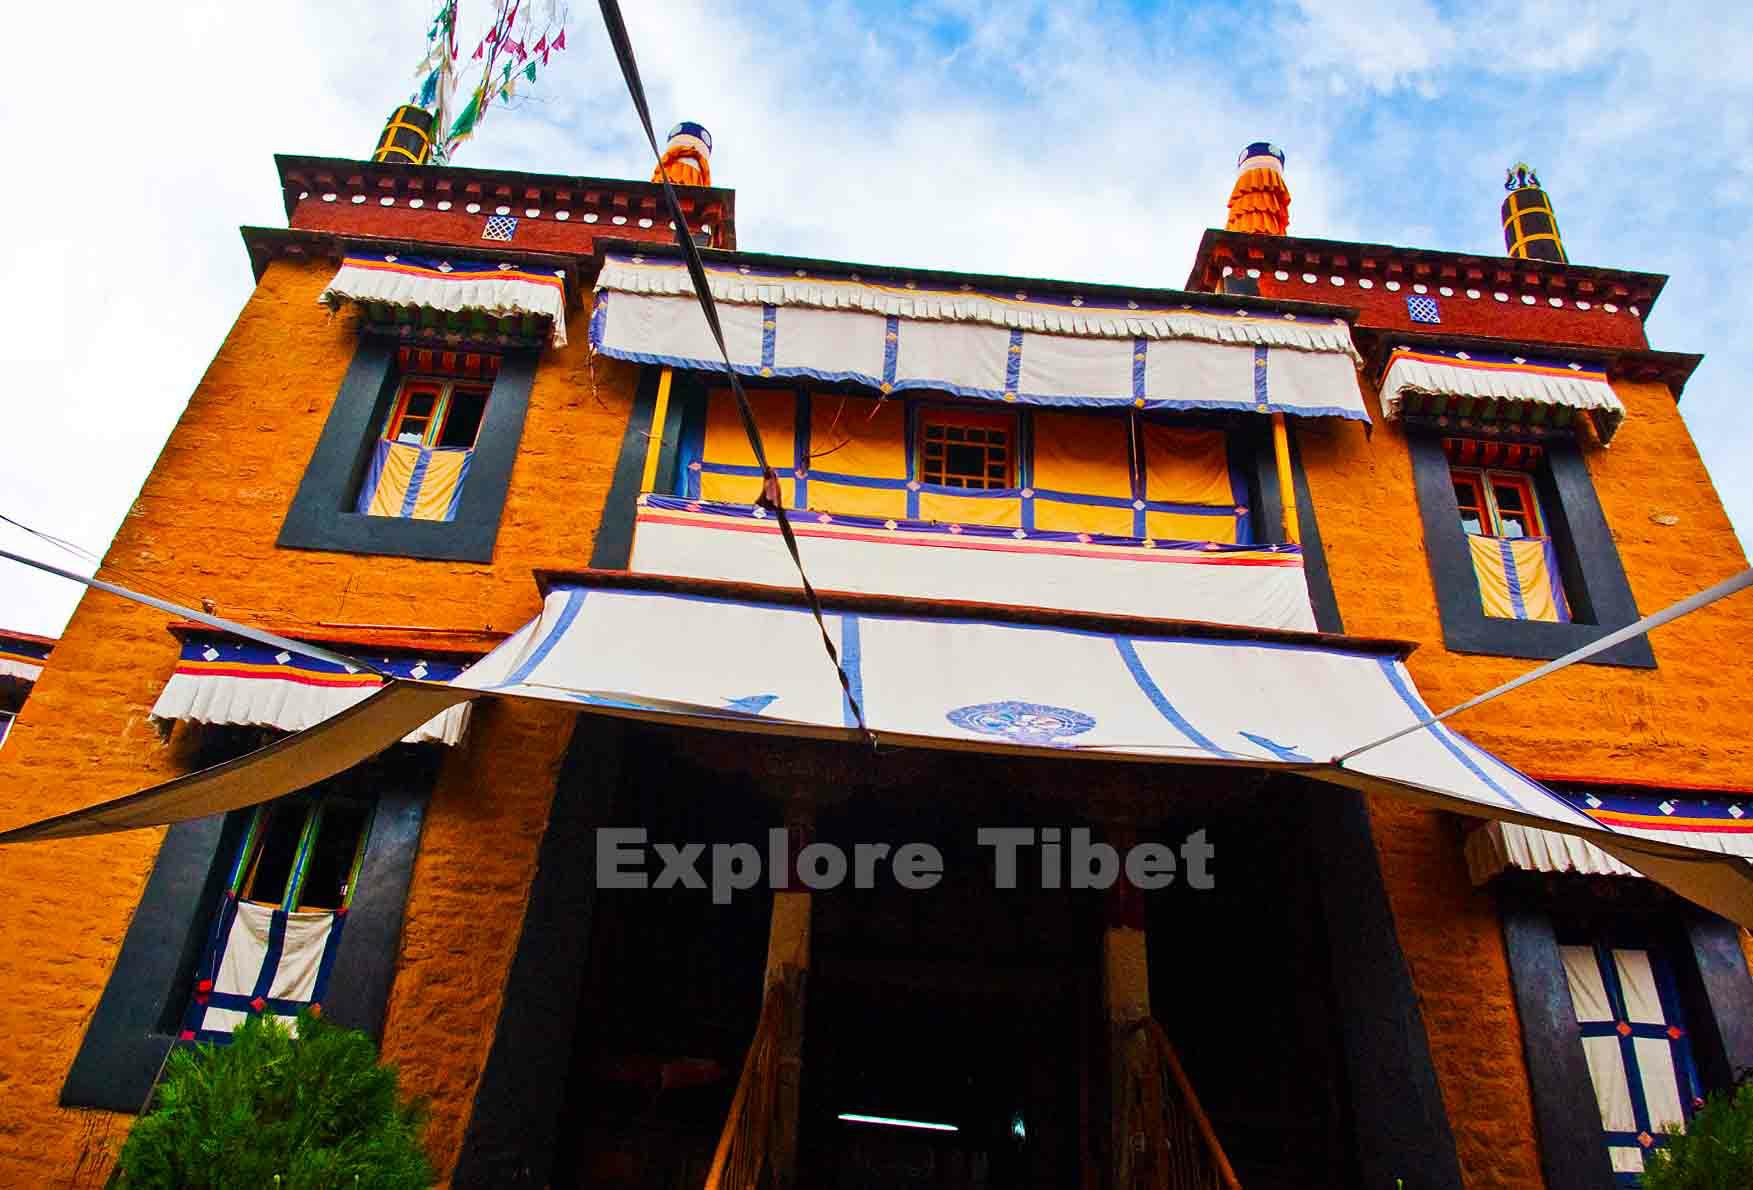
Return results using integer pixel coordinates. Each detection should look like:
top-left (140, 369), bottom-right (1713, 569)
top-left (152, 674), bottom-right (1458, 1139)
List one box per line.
top-left (946, 701), bottom-right (1096, 748)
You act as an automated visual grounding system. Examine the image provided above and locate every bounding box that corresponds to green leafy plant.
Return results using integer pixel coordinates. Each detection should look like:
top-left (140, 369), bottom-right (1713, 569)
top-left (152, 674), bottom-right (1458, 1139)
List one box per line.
top-left (115, 1009), bottom-right (432, 1189)
top-left (1641, 1078), bottom-right (1753, 1190)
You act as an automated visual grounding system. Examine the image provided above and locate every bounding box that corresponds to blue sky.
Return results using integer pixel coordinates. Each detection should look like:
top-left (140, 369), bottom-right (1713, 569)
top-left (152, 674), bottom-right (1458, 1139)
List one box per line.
top-left (0, 0), bottom-right (1746, 634)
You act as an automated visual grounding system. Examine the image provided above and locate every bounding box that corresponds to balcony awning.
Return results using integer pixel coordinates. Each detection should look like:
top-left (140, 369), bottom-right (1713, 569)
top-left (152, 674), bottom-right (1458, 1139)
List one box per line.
top-left (1466, 795), bottom-right (1753, 883)
top-left (148, 635), bottom-right (472, 746)
top-left (319, 254), bottom-right (569, 347)
top-left (0, 639), bottom-right (48, 683)
top-left (590, 253), bottom-right (1368, 421)
top-left (1381, 346), bottom-right (1627, 443)
top-left (6, 576), bottom-right (1753, 927)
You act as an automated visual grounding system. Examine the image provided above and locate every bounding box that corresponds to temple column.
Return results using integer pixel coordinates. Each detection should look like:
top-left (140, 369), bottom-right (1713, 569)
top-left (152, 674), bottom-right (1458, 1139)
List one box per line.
top-left (764, 799), bottom-right (812, 1190)
top-left (1103, 828), bottom-right (1150, 1185)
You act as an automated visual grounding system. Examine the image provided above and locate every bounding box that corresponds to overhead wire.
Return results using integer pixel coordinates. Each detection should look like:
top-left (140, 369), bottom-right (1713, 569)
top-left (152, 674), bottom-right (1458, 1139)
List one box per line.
top-left (0, 509), bottom-right (201, 613)
top-left (1333, 566), bottom-right (1753, 765)
top-left (0, 548), bottom-right (385, 675)
top-left (0, 512), bottom-right (101, 565)
top-left (595, 0), bottom-right (870, 740)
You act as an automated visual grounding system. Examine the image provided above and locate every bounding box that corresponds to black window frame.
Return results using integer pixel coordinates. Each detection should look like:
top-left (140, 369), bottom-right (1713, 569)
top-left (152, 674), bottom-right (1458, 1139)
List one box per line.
top-left (1408, 429), bottom-right (1653, 667)
top-left (1496, 874), bottom-right (1753, 1188)
top-left (278, 337), bottom-right (537, 562)
top-left (61, 743), bottom-right (437, 1112)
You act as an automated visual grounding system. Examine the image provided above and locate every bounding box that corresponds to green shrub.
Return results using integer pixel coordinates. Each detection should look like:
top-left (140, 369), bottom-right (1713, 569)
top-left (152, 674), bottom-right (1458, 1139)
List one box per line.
top-left (115, 1009), bottom-right (432, 1189)
top-left (1641, 1078), bottom-right (1753, 1190)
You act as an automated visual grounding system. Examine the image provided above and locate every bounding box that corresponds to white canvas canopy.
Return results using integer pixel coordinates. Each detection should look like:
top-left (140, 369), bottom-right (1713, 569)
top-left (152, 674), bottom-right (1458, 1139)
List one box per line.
top-left (5, 574), bottom-right (1751, 927)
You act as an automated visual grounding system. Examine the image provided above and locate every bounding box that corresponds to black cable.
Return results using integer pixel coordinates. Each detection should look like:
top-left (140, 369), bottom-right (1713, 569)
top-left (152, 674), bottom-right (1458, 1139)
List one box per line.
top-left (596, 0), bottom-right (870, 740)
top-left (0, 512), bottom-right (102, 565)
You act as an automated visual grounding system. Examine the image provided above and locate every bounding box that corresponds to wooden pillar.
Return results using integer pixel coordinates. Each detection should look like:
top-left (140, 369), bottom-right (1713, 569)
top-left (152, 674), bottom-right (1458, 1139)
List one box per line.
top-left (1104, 885), bottom-right (1150, 1026)
top-left (639, 367), bottom-right (674, 493)
top-left (1271, 413), bottom-right (1301, 545)
top-left (765, 800), bottom-right (813, 1190)
top-left (1104, 828), bottom-right (1150, 1185)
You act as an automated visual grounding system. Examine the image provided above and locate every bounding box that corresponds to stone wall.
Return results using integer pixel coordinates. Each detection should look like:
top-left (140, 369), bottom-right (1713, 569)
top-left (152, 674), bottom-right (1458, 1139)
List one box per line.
top-left (1299, 373), bottom-right (1753, 1184)
top-left (0, 255), bottom-right (642, 1184)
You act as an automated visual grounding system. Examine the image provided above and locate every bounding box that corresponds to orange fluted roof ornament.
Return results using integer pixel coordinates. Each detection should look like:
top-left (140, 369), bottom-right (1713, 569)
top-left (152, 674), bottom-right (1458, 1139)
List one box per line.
top-left (1226, 142), bottom-right (1289, 235)
top-left (652, 121), bottom-right (712, 188)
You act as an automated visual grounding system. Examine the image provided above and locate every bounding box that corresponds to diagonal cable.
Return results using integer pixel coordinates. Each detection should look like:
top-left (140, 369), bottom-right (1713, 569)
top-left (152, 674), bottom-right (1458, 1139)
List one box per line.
top-left (595, 0), bottom-right (869, 737)
top-left (1333, 566), bottom-right (1753, 765)
top-left (0, 547), bottom-right (385, 676)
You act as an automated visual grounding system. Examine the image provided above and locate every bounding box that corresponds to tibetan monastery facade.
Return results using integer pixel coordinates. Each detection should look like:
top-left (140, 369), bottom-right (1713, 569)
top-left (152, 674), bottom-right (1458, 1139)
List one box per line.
top-left (0, 134), bottom-right (1749, 1189)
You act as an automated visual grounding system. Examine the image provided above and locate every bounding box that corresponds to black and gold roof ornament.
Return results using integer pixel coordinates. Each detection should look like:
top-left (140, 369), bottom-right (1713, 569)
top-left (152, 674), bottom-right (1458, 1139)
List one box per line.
top-left (1502, 162), bottom-right (1567, 263)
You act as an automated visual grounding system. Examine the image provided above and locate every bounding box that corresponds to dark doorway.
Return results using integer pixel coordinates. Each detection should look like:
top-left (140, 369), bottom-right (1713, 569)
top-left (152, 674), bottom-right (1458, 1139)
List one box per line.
top-left (547, 735), bottom-right (775, 1190)
top-left (1144, 798), bottom-right (1358, 1188)
top-left (802, 803), bottom-right (1103, 1188)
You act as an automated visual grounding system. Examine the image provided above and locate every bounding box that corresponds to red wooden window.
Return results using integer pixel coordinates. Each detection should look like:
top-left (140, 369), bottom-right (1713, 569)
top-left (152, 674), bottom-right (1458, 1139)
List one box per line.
top-left (918, 408), bottom-right (1016, 489)
top-left (1452, 465), bottom-right (1545, 538)
top-left (382, 377), bottom-right (491, 450)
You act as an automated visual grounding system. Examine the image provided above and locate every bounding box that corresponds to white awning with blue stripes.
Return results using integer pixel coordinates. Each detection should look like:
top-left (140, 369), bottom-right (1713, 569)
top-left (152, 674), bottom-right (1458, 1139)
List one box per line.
top-left (590, 253), bottom-right (1369, 421)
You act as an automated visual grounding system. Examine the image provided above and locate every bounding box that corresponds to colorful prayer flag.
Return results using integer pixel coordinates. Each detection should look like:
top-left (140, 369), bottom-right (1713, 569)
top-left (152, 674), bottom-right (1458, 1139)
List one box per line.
top-left (449, 91), bottom-right (481, 140)
top-left (524, 62), bottom-right (536, 82)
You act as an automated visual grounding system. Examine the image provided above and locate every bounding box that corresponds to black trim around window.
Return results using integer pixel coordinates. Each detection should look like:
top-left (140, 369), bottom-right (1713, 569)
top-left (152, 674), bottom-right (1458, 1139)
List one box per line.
top-left (587, 366), bottom-right (662, 569)
top-left (1409, 432), bottom-right (1654, 667)
top-left (1498, 893), bottom-right (1618, 1188)
top-left (1496, 880), bottom-right (1753, 1188)
top-left (61, 750), bottom-right (436, 1112)
top-left (278, 338), bottom-right (538, 562)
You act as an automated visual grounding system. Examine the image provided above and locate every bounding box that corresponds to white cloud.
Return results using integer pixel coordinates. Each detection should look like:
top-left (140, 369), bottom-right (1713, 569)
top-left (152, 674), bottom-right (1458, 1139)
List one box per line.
top-left (0, 0), bottom-right (1746, 637)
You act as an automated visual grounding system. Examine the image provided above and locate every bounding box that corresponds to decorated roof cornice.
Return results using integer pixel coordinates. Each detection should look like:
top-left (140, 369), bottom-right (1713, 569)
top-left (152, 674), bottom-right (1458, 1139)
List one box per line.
top-left (586, 237), bottom-right (1364, 328)
top-left (1357, 328), bottom-right (1703, 400)
top-left (275, 154), bottom-right (737, 248)
top-left (240, 225), bottom-right (584, 299)
top-left (1189, 228), bottom-right (1668, 320)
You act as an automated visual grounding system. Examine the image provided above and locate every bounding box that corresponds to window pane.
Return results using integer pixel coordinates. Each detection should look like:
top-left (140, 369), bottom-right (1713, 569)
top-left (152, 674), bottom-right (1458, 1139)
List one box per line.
top-left (436, 388), bottom-right (488, 449)
top-left (296, 803), bottom-right (371, 910)
top-left (1499, 513), bottom-right (1528, 538)
top-left (403, 392), bottom-right (437, 418)
top-left (1453, 481), bottom-right (1480, 511)
top-left (945, 443), bottom-right (984, 478)
top-left (1493, 484), bottom-right (1526, 513)
top-left (243, 805), bottom-right (306, 905)
top-left (1460, 513), bottom-right (1484, 535)
top-left (921, 416), bottom-right (1012, 489)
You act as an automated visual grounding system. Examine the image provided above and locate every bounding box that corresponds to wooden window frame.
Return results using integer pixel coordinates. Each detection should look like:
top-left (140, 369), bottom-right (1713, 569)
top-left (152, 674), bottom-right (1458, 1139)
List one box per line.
top-left (382, 375), bottom-right (491, 450)
top-left (916, 405), bottom-right (1018, 490)
top-left (279, 341), bottom-right (537, 562)
top-left (61, 745), bottom-right (440, 1112)
top-left (232, 796), bottom-right (374, 912)
top-left (1410, 432), bottom-right (1653, 666)
top-left (1451, 464), bottom-right (1546, 539)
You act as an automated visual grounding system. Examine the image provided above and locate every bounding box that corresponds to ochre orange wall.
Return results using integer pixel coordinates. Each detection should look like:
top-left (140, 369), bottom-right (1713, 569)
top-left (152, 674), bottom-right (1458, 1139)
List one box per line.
top-left (3, 248), bottom-right (1748, 1188)
top-left (1297, 373), bottom-right (1753, 1185)
top-left (0, 256), bottom-right (644, 1184)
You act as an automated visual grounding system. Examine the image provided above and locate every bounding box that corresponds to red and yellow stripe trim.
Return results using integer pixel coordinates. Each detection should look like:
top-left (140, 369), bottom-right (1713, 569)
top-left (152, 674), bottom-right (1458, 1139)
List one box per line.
top-left (341, 256), bottom-right (564, 292)
top-left (1390, 349), bottom-right (1606, 382)
top-left (1586, 808), bottom-right (1753, 834)
top-left (172, 660), bottom-right (384, 690)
